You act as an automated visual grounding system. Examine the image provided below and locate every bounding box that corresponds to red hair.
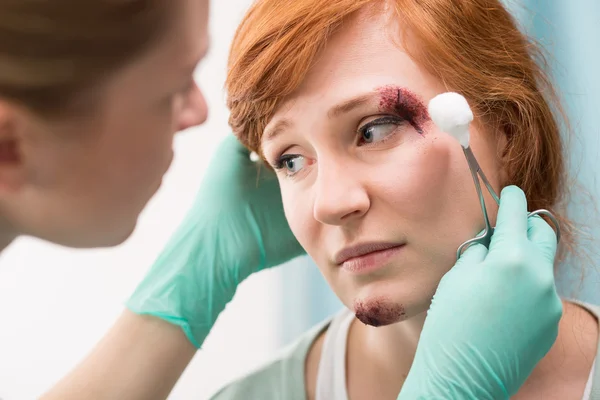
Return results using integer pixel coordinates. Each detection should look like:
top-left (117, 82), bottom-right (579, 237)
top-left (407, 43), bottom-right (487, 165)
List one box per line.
top-left (226, 0), bottom-right (572, 255)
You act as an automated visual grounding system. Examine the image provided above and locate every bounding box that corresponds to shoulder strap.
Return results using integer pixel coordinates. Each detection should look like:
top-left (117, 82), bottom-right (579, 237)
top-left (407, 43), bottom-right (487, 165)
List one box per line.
top-left (315, 309), bottom-right (354, 400)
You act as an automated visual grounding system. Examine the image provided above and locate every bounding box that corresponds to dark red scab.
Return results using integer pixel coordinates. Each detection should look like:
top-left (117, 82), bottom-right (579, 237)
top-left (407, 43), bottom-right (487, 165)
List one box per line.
top-left (376, 85), bottom-right (430, 134)
top-left (354, 298), bottom-right (407, 327)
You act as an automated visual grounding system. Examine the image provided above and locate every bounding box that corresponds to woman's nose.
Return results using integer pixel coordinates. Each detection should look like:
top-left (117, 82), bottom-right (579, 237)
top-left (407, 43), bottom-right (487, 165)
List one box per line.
top-left (313, 162), bottom-right (370, 226)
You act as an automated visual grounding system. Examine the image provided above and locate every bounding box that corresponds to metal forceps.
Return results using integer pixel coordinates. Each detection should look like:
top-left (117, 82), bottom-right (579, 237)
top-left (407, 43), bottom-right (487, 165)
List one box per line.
top-left (456, 147), bottom-right (562, 260)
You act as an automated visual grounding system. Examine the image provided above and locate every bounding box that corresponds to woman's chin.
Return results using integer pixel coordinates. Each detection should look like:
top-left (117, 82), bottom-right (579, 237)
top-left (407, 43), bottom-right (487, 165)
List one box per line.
top-left (349, 281), bottom-right (435, 327)
top-left (353, 296), bottom-right (407, 326)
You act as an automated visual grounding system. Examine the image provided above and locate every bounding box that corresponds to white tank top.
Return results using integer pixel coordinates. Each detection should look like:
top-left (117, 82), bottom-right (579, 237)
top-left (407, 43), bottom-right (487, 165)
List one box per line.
top-left (315, 309), bottom-right (597, 400)
top-left (315, 309), bottom-right (353, 400)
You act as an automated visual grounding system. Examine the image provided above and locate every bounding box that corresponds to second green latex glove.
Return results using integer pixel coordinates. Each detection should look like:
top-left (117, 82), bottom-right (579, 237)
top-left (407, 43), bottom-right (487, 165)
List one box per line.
top-left (399, 186), bottom-right (562, 399)
top-left (127, 135), bottom-right (304, 348)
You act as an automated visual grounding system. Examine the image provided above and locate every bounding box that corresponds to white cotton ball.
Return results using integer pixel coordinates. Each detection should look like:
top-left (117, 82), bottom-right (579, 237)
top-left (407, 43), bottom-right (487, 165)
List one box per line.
top-left (427, 92), bottom-right (473, 148)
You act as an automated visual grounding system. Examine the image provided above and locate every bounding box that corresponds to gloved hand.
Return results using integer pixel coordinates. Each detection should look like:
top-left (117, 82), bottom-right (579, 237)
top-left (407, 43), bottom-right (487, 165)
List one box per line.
top-left (127, 135), bottom-right (304, 348)
top-left (399, 186), bottom-right (561, 399)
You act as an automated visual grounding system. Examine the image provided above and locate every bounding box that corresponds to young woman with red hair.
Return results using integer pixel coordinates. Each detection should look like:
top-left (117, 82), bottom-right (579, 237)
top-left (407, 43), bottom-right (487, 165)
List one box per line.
top-left (213, 0), bottom-right (598, 398)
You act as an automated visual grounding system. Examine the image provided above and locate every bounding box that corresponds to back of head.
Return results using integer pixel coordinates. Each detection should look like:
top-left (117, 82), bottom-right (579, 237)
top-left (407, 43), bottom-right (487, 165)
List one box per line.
top-left (0, 0), bottom-right (171, 116)
top-left (0, 0), bottom-right (210, 250)
top-left (226, 0), bottom-right (572, 255)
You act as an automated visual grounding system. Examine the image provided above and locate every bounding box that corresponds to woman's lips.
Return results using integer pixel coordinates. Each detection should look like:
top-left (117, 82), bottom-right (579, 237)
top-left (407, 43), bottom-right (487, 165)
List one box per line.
top-left (334, 242), bottom-right (405, 274)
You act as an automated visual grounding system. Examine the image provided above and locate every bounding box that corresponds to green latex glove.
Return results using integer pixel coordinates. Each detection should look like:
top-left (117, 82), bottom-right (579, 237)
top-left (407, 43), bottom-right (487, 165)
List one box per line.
top-left (399, 186), bottom-right (561, 399)
top-left (127, 135), bottom-right (304, 348)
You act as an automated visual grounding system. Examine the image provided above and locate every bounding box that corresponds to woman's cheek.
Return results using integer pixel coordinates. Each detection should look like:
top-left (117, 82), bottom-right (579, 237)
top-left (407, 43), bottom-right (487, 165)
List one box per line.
top-left (377, 135), bottom-right (453, 215)
top-left (281, 184), bottom-right (312, 248)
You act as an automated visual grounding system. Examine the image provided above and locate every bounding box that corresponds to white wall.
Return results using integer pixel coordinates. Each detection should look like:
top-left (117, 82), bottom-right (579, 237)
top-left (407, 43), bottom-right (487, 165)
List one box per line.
top-left (0, 1), bottom-right (287, 398)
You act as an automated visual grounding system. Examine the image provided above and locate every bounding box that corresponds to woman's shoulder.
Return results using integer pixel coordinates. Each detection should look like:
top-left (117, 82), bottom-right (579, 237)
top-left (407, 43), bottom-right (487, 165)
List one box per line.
top-left (208, 316), bottom-right (335, 400)
top-left (514, 299), bottom-right (600, 399)
top-left (563, 299), bottom-right (600, 360)
top-left (571, 300), bottom-right (600, 321)
top-left (209, 357), bottom-right (302, 400)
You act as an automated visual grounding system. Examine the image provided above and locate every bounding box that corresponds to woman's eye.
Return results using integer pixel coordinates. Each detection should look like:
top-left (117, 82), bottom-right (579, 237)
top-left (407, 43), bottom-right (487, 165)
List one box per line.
top-left (275, 154), bottom-right (306, 176)
top-left (358, 116), bottom-right (404, 145)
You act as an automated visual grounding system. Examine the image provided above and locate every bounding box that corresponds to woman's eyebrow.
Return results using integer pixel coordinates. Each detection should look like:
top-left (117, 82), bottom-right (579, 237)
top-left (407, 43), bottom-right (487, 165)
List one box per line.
top-left (327, 93), bottom-right (375, 119)
top-left (263, 91), bottom-right (378, 145)
top-left (263, 118), bottom-right (294, 144)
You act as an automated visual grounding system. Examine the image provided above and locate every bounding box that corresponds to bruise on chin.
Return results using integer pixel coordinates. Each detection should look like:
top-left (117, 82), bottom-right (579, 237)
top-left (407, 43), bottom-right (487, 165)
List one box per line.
top-left (354, 298), bottom-right (407, 327)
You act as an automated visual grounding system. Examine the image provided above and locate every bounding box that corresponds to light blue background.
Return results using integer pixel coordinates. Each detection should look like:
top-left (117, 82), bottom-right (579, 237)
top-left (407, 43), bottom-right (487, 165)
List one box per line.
top-left (510, 0), bottom-right (600, 303)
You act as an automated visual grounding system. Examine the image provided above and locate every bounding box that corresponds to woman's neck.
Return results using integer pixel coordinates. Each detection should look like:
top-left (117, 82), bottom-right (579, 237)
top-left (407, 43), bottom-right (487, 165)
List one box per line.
top-left (346, 309), bottom-right (427, 399)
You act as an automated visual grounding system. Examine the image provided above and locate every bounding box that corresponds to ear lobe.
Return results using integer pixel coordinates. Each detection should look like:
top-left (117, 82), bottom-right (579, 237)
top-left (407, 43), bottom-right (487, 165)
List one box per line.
top-left (0, 104), bottom-right (25, 193)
